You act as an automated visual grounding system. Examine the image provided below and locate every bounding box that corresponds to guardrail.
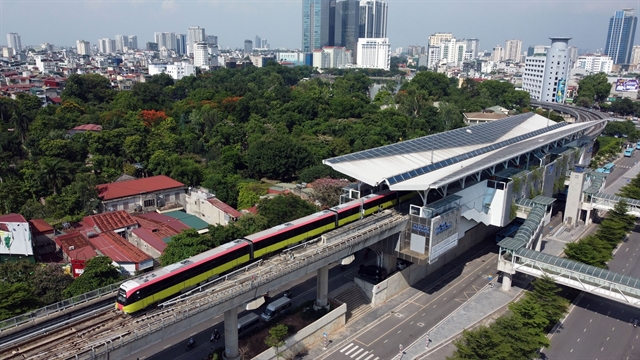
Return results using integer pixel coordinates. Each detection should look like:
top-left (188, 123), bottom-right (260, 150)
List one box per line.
top-left (74, 212), bottom-right (408, 359)
top-left (0, 281), bottom-right (122, 333)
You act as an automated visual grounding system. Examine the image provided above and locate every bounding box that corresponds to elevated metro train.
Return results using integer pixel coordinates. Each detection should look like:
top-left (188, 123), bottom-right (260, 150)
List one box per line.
top-left (117, 190), bottom-right (415, 313)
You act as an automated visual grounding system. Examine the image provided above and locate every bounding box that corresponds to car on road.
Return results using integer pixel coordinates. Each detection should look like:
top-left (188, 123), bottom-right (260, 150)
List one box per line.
top-left (358, 265), bottom-right (388, 283)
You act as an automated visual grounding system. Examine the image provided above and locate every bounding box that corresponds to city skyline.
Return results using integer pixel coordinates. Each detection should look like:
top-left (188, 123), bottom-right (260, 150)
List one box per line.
top-left (0, 1), bottom-right (637, 52)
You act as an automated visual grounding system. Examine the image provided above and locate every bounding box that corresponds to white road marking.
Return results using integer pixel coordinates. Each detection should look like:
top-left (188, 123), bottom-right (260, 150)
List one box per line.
top-left (607, 337), bottom-right (610, 341)
top-left (383, 340), bottom-right (388, 343)
top-left (590, 319), bottom-right (593, 322)
top-left (351, 348), bottom-right (364, 358)
top-left (601, 347), bottom-right (604, 352)
top-left (570, 349), bottom-right (573, 353)
top-left (433, 305), bottom-right (437, 308)
top-left (345, 345), bottom-right (358, 355)
top-left (356, 352), bottom-right (369, 360)
top-left (341, 343), bottom-right (354, 353)
top-left (577, 338), bottom-right (580, 342)
top-left (410, 322), bottom-right (414, 325)
top-left (398, 330), bottom-right (402, 334)
top-left (612, 327), bottom-right (615, 331)
top-left (584, 328), bottom-right (587, 332)
top-left (364, 355), bottom-right (374, 360)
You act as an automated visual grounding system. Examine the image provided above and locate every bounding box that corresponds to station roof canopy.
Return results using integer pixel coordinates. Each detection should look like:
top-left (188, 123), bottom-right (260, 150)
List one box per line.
top-left (323, 113), bottom-right (605, 191)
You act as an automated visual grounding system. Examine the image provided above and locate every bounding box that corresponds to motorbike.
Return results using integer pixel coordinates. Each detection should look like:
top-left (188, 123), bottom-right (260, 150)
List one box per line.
top-left (186, 337), bottom-right (196, 350)
top-left (210, 330), bottom-right (221, 342)
top-left (283, 290), bottom-right (292, 298)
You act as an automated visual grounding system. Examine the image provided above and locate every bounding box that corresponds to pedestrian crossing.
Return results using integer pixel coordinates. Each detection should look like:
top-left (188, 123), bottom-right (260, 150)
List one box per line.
top-left (339, 343), bottom-right (379, 360)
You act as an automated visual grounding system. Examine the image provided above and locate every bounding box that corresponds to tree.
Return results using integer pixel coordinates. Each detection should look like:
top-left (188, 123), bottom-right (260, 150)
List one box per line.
top-left (491, 314), bottom-right (549, 359)
top-left (257, 193), bottom-right (319, 228)
top-left (565, 234), bottom-right (612, 267)
top-left (38, 157), bottom-right (70, 195)
top-left (529, 275), bottom-right (569, 329)
top-left (310, 178), bottom-right (350, 208)
top-left (32, 264), bottom-right (74, 304)
top-left (0, 282), bottom-right (40, 321)
top-left (265, 324), bottom-right (289, 359)
top-left (508, 294), bottom-right (550, 331)
top-left (448, 326), bottom-right (512, 360)
top-left (246, 134), bottom-right (313, 180)
top-left (63, 256), bottom-right (123, 298)
top-left (160, 229), bottom-right (214, 266)
top-left (575, 73), bottom-right (611, 104)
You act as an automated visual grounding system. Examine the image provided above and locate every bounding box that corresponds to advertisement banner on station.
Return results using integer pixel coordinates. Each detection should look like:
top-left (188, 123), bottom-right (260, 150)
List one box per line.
top-left (428, 207), bottom-right (461, 263)
top-left (615, 79), bottom-right (639, 92)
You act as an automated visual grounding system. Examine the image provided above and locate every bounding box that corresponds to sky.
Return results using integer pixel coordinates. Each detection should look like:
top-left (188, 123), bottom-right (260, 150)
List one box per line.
top-left (1, 0), bottom-right (639, 53)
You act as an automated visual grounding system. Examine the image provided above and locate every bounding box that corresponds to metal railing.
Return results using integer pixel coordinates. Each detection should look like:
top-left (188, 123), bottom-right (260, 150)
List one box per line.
top-left (0, 281), bottom-right (122, 333)
top-left (72, 213), bottom-right (408, 360)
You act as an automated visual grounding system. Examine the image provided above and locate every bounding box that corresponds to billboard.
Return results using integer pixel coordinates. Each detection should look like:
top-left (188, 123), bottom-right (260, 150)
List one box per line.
top-left (615, 79), bottom-right (639, 92)
top-left (555, 78), bottom-right (566, 103)
top-left (428, 207), bottom-right (461, 263)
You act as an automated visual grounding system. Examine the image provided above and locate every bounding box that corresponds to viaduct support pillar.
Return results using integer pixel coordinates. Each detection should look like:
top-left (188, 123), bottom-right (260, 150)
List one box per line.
top-left (501, 272), bottom-right (512, 291)
top-left (223, 307), bottom-right (240, 360)
top-left (314, 265), bottom-right (330, 310)
top-left (381, 253), bottom-right (397, 274)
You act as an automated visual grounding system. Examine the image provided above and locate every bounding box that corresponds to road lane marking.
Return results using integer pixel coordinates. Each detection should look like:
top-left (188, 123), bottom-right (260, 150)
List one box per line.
top-left (345, 346), bottom-right (358, 355)
top-left (584, 328), bottom-right (587, 332)
top-left (364, 355), bottom-right (374, 360)
top-left (612, 327), bottom-right (615, 331)
top-left (601, 347), bottom-right (604, 351)
top-left (398, 330), bottom-right (402, 333)
top-left (351, 348), bottom-right (363, 358)
top-left (590, 319), bottom-right (593, 322)
top-left (341, 343), bottom-right (354, 353)
top-left (607, 337), bottom-right (609, 341)
top-left (384, 340), bottom-right (388, 343)
top-left (356, 352), bottom-right (369, 360)
top-left (410, 322), bottom-right (414, 325)
top-left (577, 338), bottom-right (580, 342)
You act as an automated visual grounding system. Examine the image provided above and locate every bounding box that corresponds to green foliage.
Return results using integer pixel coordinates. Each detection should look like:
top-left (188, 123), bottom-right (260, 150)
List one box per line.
top-left (246, 134), bottom-right (313, 180)
top-left (257, 193), bottom-right (319, 228)
top-left (603, 121), bottom-right (635, 137)
top-left (299, 165), bottom-right (346, 183)
top-left (63, 256), bottom-right (124, 298)
top-left (449, 275), bottom-right (565, 360)
top-left (265, 324), bottom-right (289, 359)
top-left (237, 182), bottom-right (268, 209)
top-left (574, 73), bottom-right (611, 105)
top-left (160, 229), bottom-right (216, 266)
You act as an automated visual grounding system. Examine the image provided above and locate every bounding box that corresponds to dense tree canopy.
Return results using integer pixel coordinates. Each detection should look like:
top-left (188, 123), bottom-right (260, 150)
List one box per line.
top-left (574, 73), bottom-right (611, 107)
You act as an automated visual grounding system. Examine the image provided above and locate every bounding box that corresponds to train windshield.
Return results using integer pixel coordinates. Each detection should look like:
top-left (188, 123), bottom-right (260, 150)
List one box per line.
top-left (116, 288), bottom-right (127, 305)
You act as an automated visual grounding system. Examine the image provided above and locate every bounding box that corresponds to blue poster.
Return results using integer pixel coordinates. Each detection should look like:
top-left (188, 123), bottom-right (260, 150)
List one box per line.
top-left (556, 78), bottom-right (566, 103)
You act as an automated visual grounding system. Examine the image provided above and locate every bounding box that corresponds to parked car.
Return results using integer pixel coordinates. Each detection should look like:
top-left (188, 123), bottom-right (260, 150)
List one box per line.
top-left (358, 265), bottom-right (388, 283)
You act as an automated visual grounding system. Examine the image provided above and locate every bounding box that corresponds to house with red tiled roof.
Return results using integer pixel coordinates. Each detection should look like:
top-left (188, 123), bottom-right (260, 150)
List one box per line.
top-left (96, 175), bottom-right (186, 214)
top-left (54, 232), bottom-right (98, 275)
top-left (67, 124), bottom-right (102, 135)
top-left (129, 214), bottom-right (186, 258)
top-left (83, 210), bottom-right (138, 236)
top-left (184, 187), bottom-right (243, 226)
top-left (29, 219), bottom-right (56, 257)
top-left (87, 231), bottom-right (153, 274)
top-left (0, 213), bottom-right (33, 263)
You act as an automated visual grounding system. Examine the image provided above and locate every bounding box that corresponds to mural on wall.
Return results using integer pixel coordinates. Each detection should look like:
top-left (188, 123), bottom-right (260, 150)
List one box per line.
top-left (556, 78), bottom-right (566, 103)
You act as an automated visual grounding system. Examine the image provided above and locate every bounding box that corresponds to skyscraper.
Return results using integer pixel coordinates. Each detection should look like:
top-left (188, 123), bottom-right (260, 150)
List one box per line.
top-left (334, 0), bottom-right (360, 54)
top-left (255, 35), bottom-right (262, 49)
top-left (176, 34), bottom-right (187, 55)
top-left (154, 32), bottom-right (177, 51)
top-left (244, 40), bottom-right (253, 54)
top-left (465, 38), bottom-right (479, 59)
top-left (188, 26), bottom-right (206, 55)
top-left (604, 9), bottom-right (638, 64)
top-left (206, 35), bottom-right (218, 47)
top-left (359, 0), bottom-right (387, 38)
top-left (97, 38), bottom-right (115, 54)
top-left (76, 40), bottom-right (91, 55)
top-left (504, 39), bottom-right (522, 62)
top-left (522, 37), bottom-right (571, 103)
top-left (6, 33), bottom-right (21, 51)
top-left (428, 33), bottom-right (452, 47)
top-left (115, 35), bottom-right (126, 52)
top-left (128, 35), bottom-right (138, 50)
top-left (193, 42), bottom-right (210, 67)
top-left (302, 0), bottom-right (332, 52)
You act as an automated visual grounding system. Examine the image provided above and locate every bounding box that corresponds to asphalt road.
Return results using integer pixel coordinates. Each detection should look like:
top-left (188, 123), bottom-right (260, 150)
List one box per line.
top-left (320, 239), bottom-right (500, 360)
top-left (542, 160), bottom-right (640, 360)
top-left (126, 251), bottom-right (373, 360)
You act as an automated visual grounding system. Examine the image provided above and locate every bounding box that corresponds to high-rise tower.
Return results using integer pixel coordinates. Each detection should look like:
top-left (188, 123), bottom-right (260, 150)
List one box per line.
top-left (6, 33), bottom-right (21, 51)
top-left (604, 9), bottom-right (638, 64)
top-left (302, 0), bottom-right (333, 52)
top-left (359, 0), bottom-right (387, 38)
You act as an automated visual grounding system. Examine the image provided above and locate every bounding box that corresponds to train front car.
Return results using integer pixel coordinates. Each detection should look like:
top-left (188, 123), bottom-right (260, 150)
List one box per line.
top-left (245, 210), bottom-right (337, 259)
top-left (116, 240), bottom-right (251, 314)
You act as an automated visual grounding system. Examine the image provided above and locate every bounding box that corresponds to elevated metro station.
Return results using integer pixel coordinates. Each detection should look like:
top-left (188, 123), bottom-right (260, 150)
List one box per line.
top-left (324, 112), bottom-right (604, 268)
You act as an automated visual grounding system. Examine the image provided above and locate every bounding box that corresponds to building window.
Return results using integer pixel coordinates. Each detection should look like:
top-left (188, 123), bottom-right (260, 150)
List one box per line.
top-left (144, 199), bottom-right (155, 207)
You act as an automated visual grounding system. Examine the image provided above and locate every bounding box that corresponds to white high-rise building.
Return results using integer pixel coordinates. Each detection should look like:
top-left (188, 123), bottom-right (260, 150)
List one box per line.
top-left (356, 38), bottom-right (390, 70)
top-left (193, 42), bottom-right (209, 67)
top-left (428, 33), bottom-right (452, 46)
top-left (6, 33), bottom-right (21, 51)
top-left (504, 39), bottom-right (522, 62)
top-left (438, 38), bottom-right (466, 66)
top-left (97, 38), bottom-right (116, 54)
top-left (522, 37), bottom-right (571, 103)
top-left (149, 63), bottom-right (196, 80)
top-left (465, 38), bottom-right (480, 59)
top-left (575, 53), bottom-right (614, 73)
top-left (115, 35), bottom-right (125, 52)
top-left (154, 32), bottom-right (176, 51)
top-left (631, 45), bottom-right (640, 65)
top-left (188, 26), bottom-right (206, 55)
top-left (312, 46), bottom-right (353, 68)
top-left (128, 35), bottom-right (138, 50)
top-left (491, 45), bottom-right (503, 62)
top-left (76, 40), bottom-right (91, 55)
top-left (427, 46), bottom-right (441, 69)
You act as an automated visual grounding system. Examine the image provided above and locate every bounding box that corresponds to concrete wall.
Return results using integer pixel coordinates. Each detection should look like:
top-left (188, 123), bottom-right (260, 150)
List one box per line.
top-left (254, 303), bottom-right (347, 359)
top-left (361, 222), bottom-right (498, 307)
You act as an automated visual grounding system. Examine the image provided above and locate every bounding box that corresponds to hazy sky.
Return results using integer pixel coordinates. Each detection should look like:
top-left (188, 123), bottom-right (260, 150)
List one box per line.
top-left (1, 0), bottom-right (638, 53)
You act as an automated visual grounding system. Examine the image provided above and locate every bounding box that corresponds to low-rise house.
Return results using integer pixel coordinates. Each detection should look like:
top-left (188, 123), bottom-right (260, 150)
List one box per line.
top-left (0, 213), bottom-right (34, 263)
top-left (463, 112), bottom-right (508, 125)
top-left (67, 124), bottom-right (102, 135)
top-left (96, 175), bottom-right (186, 213)
top-left (185, 187), bottom-right (243, 226)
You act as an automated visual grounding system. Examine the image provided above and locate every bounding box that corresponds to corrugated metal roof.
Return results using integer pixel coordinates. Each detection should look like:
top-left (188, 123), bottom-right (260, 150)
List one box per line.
top-left (163, 211), bottom-right (209, 230)
top-left (516, 248), bottom-right (640, 290)
top-left (324, 112), bottom-right (604, 191)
